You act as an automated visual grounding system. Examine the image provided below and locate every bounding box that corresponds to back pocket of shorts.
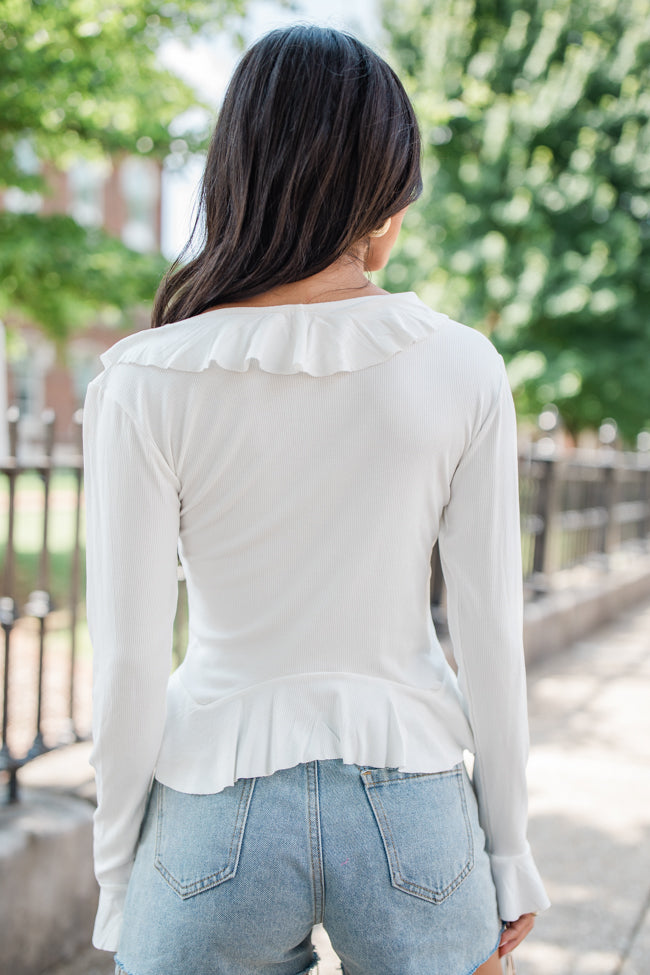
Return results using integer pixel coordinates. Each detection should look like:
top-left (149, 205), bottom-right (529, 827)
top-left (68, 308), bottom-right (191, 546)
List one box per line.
top-left (360, 765), bottom-right (474, 903)
top-left (154, 777), bottom-right (255, 898)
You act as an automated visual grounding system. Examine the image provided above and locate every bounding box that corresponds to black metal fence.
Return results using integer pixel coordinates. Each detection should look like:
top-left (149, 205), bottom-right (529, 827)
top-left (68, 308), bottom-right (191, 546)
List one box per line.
top-left (1, 409), bottom-right (84, 803)
top-left (2, 411), bottom-right (650, 805)
top-left (430, 443), bottom-right (650, 617)
top-left (519, 445), bottom-right (650, 585)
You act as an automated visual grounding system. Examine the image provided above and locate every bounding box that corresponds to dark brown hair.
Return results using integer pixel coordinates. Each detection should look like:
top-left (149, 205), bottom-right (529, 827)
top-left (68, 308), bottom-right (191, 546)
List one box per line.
top-left (152, 25), bottom-right (422, 327)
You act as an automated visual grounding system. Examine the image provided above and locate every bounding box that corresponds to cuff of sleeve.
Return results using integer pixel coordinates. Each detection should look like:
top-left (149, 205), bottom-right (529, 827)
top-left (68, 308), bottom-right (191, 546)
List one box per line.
top-left (92, 883), bottom-right (128, 952)
top-left (489, 846), bottom-right (551, 922)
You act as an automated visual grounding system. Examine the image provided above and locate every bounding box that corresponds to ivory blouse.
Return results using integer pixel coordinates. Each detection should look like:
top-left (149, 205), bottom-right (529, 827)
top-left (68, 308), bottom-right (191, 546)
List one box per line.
top-left (83, 291), bottom-right (550, 951)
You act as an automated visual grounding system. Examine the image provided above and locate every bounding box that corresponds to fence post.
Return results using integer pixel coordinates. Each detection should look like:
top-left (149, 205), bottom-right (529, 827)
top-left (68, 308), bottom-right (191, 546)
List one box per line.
top-left (1, 406), bottom-right (20, 803)
top-left (639, 466), bottom-right (650, 547)
top-left (0, 598), bottom-right (19, 804)
top-left (25, 409), bottom-right (56, 761)
top-left (65, 409), bottom-right (84, 742)
top-left (531, 455), bottom-right (556, 588)
top-left (599, 460), bottom-right (617, 562)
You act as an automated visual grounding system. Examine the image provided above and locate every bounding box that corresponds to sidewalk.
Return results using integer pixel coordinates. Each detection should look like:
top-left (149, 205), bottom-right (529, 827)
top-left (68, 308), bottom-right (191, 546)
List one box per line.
top-left (13, 598), bottom-right (650, 975)
top-left (515, 598), bottom-right (650, 975)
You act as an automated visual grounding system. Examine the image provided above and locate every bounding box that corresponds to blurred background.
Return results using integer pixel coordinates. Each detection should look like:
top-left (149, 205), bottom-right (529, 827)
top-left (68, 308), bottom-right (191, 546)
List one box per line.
top-left (1, 1), bottom-right (650, 974)
top-left (1, 0), bottom-right (649, 450)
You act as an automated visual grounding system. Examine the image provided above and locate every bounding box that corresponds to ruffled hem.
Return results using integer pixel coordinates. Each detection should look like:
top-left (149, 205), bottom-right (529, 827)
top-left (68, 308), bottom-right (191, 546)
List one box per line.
top-left (154, 669), bottom-right (474, 796)
top-left (490, 846), bottom-right (552, 920)
top-left (100, 292), bottom-right (444, 377)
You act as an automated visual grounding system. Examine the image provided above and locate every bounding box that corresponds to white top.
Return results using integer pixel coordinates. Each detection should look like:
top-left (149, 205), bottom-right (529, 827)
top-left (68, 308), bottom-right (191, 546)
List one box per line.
top-left (83, 291), bottom-right (550, 951)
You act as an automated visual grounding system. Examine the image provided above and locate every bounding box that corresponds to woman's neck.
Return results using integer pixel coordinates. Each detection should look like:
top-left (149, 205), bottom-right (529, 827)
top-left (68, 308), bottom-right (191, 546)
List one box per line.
top-left (207, 257), bottom-right (388, 310)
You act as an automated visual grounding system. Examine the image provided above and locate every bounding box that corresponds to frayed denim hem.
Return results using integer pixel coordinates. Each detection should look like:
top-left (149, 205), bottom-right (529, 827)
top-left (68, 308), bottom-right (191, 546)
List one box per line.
top-left (464, 922), bottom-right (505, 975)
top-left (114, 950), bottom-right (320, 975)
top-left (298, 950), bottom-right (320, 974)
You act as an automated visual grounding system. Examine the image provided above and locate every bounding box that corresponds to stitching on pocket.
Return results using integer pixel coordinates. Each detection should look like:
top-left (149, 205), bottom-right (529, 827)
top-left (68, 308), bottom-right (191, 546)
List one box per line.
top-left (361, 766), bottom-right (474, 903)
top-left (154, 777), bottom-right (256, 898)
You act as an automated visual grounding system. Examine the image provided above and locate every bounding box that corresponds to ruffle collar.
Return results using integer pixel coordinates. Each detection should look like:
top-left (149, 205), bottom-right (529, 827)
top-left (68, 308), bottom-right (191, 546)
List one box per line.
top-left (100, 292), bottom-right (445, 377)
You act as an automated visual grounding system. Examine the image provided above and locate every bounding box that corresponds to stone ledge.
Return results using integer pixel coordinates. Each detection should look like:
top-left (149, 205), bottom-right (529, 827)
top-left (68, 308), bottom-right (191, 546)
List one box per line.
top-left (0, 789), bottom-right (99, 975)
top-left (523, 548), bottom-right (650, 664)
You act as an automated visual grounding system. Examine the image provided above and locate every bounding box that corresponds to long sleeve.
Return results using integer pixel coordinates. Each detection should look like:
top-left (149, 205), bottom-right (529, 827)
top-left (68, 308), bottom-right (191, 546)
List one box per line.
top-left (438, 356), bottom-right (550, 921)
top-left (83, 376), bottom-right (180, 951)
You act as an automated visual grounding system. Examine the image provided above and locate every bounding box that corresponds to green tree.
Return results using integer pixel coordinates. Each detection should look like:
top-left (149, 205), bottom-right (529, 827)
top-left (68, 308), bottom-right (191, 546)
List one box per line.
top-left (0, 0), bottom-right (247, 343)
top-left (382, 0), bottom-right (650, 442)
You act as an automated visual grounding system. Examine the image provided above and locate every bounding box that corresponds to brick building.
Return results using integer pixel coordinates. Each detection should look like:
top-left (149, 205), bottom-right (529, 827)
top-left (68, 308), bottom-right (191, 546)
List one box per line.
top-left (1, 151), bottom-right (162, 452)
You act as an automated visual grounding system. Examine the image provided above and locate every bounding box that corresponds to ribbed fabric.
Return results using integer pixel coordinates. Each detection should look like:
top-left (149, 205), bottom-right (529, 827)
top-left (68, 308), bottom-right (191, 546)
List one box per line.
top-left (83, 292), bottom-right (550, 952)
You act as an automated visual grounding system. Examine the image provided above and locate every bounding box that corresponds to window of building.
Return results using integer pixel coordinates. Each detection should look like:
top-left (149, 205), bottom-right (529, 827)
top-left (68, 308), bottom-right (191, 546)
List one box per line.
top-left (119, 156), bottom-right (159, 252)
top-left (68, 159), bottom-right (109, 228)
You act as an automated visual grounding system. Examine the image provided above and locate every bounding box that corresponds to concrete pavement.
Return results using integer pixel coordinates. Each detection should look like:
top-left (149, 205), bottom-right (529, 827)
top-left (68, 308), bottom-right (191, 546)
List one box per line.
top-left (514, 598), bottom-right (650, 975)
top-left (10, 597), bottom-right (650, 975)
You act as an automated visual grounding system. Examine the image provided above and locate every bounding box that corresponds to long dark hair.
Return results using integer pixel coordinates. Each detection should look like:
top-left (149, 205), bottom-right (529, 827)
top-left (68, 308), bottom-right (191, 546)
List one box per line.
top-left (152, 25), bottom-right (422, 327)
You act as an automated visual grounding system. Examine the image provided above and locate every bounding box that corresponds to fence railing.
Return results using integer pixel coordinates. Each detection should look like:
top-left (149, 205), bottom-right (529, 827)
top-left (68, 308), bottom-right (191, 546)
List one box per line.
top-left (430, 443), bottom-right (650, 618)
top-left (519, 444), bottom-right (650, 584)
top-left (2, 411), bottom-right (650, 805)
top-left (1, 409), bottom-right (85, 803)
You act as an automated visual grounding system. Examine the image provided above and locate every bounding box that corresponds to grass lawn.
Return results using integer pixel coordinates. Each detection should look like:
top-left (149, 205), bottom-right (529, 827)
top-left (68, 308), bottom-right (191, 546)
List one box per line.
top-left (0, 468), bottom-right (187, 666)
top-left (0, 469), bottom-right (89, 653)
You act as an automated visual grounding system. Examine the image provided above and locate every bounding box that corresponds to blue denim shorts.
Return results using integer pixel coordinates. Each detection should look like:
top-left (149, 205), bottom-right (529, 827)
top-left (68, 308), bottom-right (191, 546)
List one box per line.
top-left (115, 760), bottom-right (502, 975)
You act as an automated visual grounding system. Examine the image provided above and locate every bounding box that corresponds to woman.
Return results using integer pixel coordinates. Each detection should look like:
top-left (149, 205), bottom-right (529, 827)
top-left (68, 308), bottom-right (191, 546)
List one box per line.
top-left (84, 25), bottom-right (549, 975)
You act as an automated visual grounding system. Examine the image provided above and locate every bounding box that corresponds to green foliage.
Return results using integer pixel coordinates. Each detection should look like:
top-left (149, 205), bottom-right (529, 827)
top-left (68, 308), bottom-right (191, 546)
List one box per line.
top-left (0, 212), bottom-right (168, 341)
top-left (0, 0), bottom-right (247, 341)
top-left (382, 0), bottom-right (650, 441)
top-left (0, 0), bottom-right (246, 177)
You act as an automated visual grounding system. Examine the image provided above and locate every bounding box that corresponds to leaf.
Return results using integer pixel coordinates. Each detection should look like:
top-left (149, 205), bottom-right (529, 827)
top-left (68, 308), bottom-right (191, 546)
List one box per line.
top-left (381, 0), bottom-right (650, 442)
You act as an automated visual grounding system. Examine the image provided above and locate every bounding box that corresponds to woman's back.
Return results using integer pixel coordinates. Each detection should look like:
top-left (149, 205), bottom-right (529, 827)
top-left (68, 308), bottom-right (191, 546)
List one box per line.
top-left (86, 287), bottom-right (526, 820)
top-left (83, 23), bottom-right (548, 969)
